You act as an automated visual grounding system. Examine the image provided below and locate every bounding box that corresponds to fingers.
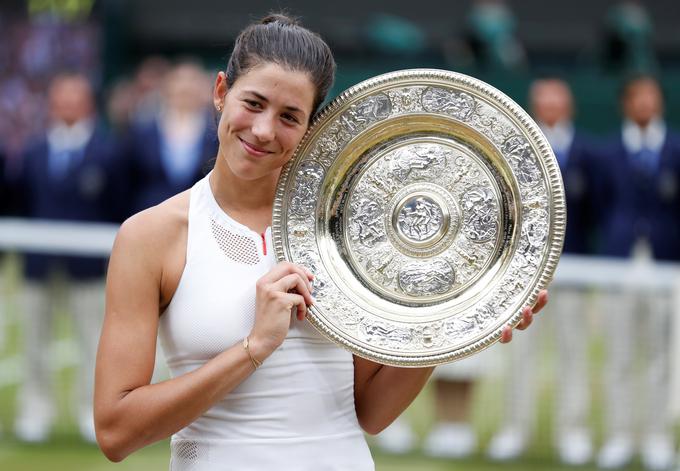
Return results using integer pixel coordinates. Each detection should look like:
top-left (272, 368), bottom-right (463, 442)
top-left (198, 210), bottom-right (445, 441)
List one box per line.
top-left (515, 306), bottom-right (533, 330)
top-left (282, 292), bottom-right (308, 320)
top-left (260, 262), bottom-right (314, 293)
top-left (272, 273), bottom-right (314, 307)
top-left (532, 289), bottom-right (549, 314)
top-left (500, 290), bottom-right (548, 344)
top-left (501, 306), bottom-right (533, 344)
top-left (500, 325), bottom-right (512, 343)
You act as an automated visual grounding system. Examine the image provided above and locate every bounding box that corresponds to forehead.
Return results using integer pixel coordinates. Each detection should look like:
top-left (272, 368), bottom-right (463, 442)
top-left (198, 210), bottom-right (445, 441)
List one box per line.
top-left (533, 81), bottom-right (570, 100)
top-left (49, 77), bottom-right (91, 101)
top-left (231, 63), bottom-right (315, 113)
top-left (626, 79), bottom-right (661, 98)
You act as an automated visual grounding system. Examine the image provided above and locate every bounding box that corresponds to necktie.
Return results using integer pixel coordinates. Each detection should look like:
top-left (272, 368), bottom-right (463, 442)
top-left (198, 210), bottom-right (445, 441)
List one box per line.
top-left (633, 147), bottom-right (658, 176)
top-left (49, 149), bottom-right (73, 180)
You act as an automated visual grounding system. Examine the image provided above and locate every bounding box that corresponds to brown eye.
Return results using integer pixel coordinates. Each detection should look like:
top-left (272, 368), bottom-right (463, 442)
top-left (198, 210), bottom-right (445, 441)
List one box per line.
top-left (282, 113), bottom-right (299, 124)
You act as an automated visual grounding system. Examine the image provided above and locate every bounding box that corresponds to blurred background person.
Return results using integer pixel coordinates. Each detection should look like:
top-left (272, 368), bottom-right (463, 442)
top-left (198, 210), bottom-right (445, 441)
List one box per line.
top-left (107, 55), bottom-right (171, 133)
top-left (105, 56), bottom-right (171, 136)
top-left (486, 78), bottom-right (600, 465)
top-left (12, 71), bottom-right (123, 443)
top-left (129, 55), bottom-right (171, 127)
top-left (0, 144), bottom-right (10, 355)
top-left (596, 74), bottom-right (679, 470)
top-left (362, 13), bottom-right (427, 58)
top-left (602, 0), bottom-right (657, 73)
top-left (105, 77), bottom-right (136, 135)
top-left (464, 0), bottom-right (526, 73)
top-left (123, 59), bottom-right (217, 215)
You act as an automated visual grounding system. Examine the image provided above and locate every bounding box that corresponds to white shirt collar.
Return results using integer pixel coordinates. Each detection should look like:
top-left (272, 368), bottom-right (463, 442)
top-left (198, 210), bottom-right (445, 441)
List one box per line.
top-left (47, 118), bottom-right (95, 153)
top-left (622, 118), bottom-right (666, 154)
top-left (538, 120), bottom-right (574, 154)
top-left (159, 107), bottom-right (206, 147)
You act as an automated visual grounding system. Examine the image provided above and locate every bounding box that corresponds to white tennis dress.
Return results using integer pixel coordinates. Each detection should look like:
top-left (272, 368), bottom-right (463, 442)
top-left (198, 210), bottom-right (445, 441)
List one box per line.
top-left (158, 174), bottom-right (374, 470)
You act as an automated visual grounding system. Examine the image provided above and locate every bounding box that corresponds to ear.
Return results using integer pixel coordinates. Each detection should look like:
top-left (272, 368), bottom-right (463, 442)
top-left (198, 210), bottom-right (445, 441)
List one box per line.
top-left (213, 71), bottom-right (228, 111)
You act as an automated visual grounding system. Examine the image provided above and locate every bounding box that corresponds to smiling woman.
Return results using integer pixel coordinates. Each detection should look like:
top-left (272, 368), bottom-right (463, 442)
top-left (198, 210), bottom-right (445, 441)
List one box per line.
top-left (212, 63), bottom-right (315, 185)
top-left (93, 12), bottom-right (545, 471)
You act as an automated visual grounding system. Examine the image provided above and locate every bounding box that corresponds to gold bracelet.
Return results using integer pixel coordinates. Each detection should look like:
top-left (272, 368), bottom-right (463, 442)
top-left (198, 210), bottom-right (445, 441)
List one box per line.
top-left (242, 336), bottom-right (262, 370)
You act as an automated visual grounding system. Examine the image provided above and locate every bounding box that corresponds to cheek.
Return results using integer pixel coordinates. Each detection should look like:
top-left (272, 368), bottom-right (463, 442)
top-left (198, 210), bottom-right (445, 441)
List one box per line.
top-left (218, 107), bottom-right (249, 136)
top-left (282, 127), bottom-right (308, 151)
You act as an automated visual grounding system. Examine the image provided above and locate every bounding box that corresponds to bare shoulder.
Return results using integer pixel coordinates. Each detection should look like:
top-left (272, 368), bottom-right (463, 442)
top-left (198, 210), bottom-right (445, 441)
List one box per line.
top-left (117, 191), bottom-right (190, 251)
top-left (111, 191), bottom-right (190, 309)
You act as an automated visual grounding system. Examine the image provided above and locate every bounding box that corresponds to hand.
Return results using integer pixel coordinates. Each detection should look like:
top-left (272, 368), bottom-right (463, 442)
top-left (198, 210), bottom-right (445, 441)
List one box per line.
top-left (249, 262), bottom-right (314, 360)
top-left (500, 289), bottom-right (548, 344)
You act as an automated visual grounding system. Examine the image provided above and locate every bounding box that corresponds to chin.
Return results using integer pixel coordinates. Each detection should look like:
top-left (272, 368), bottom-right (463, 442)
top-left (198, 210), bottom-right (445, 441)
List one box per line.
top-left (229, 160), bottom-right (280, 182)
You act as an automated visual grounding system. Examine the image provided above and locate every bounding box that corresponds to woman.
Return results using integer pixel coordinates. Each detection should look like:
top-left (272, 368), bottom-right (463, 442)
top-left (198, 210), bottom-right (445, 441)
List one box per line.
top-left (94, 14), bottom-right (546, 469)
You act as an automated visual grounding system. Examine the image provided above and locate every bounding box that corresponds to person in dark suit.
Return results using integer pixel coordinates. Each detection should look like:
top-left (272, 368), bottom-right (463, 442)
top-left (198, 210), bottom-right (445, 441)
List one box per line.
top-left (487, 78), bottom-right (600, 465)
top-left (596, 74), bottom-right (679, 471)
top-left (0, 147), bottom-right (8, 214)
top-left (124, 60), bottom-right (217, 215)
top-left (0, 145), bottom-right (10, 358)
top-left (13, 72), bottom-right (123, 444)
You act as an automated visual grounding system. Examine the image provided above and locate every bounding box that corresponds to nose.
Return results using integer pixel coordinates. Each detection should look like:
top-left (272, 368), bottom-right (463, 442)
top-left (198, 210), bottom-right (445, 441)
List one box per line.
top-left (251, 112), bottom-right (276, 143)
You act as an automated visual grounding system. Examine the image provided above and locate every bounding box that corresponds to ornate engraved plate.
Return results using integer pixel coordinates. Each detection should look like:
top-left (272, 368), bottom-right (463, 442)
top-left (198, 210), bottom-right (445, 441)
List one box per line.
top-left (272, 69), bottom-right (565, 367)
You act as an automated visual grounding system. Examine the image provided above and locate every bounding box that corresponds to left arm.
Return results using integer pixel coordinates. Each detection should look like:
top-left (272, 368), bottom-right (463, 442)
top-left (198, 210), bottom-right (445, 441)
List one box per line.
top-left (353, 290), bottom-right (549, 434)
top-left (353, 357), bottom-right (434, 435)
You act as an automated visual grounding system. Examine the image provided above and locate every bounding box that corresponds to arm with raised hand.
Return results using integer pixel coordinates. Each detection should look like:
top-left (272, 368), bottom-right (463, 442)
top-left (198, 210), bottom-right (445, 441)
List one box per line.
top-left (94, 203), bottom-right (313, 462)
top-left (353, 290), bottom-right (549, 434)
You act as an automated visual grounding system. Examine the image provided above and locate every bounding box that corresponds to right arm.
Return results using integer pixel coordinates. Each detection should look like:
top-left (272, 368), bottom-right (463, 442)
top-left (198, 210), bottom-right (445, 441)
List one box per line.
top-left (94, 209), bottom-right (313, 462)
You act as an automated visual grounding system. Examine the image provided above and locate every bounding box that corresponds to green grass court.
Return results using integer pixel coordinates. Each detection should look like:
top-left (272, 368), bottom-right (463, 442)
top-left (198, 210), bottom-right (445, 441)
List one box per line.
top-left (0, 256), bottom-right (654, 470)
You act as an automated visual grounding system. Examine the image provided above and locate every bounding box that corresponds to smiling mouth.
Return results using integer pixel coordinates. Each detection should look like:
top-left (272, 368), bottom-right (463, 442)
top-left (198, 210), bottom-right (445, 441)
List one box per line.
top-left (239, 138), bottom-right (273, 156)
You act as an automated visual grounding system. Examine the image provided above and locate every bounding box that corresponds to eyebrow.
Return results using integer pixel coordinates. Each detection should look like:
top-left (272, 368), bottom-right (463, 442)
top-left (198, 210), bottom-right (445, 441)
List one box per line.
top-left (245, 90), bottom-right (305, 115)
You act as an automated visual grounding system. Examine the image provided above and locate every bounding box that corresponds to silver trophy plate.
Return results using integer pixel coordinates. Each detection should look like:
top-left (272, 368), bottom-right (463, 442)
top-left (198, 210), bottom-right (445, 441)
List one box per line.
top-left (272, 69), bottom-right (565, 367)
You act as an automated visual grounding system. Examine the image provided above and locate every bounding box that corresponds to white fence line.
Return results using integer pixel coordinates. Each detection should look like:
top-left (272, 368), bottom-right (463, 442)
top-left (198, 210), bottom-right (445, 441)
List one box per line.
top-left (0, 218), bottom-right (118, 256)
top-left (2, 217), bottom-right (679, 286)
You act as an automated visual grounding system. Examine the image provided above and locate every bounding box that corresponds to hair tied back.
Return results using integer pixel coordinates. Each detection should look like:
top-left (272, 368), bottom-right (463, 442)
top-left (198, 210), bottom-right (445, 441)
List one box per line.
top-left (261, 13), bottom-right (300, 27)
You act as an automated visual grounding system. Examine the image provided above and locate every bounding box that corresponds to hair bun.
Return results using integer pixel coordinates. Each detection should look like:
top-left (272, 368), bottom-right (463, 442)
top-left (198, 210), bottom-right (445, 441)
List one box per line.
top-left (261, 13), bottom-right (299, 27)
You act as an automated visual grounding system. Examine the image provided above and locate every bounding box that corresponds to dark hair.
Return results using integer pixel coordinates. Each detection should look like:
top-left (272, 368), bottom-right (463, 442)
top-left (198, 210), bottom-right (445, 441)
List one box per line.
top-left (225, 13), bottom-right (336, 116)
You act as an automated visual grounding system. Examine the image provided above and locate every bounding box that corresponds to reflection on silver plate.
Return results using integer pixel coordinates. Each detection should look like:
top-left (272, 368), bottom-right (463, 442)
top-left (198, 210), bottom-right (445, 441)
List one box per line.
top-left (272, 69), bottom-right (565, 367)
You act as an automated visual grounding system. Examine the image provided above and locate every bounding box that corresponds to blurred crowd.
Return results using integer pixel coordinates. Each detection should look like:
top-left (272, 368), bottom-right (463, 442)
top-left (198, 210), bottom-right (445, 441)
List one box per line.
top-left (0, 2), bottom-right (679, 470)
top-left (0, 11), bottom-right (218, 447)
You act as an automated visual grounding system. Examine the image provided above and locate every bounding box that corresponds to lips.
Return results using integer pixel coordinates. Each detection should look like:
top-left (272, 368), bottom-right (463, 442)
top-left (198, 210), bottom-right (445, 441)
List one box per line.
top-left (239, 137), bottom-right (273, 157)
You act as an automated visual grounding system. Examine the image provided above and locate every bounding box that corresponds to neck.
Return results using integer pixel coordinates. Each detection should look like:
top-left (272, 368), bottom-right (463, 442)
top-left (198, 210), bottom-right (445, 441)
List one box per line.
top-left (209, 156), bottom-right (279, 232)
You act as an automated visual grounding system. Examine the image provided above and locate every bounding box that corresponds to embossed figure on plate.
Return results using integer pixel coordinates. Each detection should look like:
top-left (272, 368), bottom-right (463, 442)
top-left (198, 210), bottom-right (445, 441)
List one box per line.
top-left (502, 136), bottom-right (542, 187)
top-left (421, 87), bottom-right (476, 120)
top-left (290, 162), bottom-right (324, 216)
top-left (396, 196), bottom-right (445, 243)
top-left (398, 259), bottom-right (455, 296)
top-left (461, 188), bottom-right (499, 243)
top-left (341, 94), bottom-right (391, 133)
top-left (349, 197), bottom-right (386, 247)
top-left (388, 145), bottom-right (447, 182)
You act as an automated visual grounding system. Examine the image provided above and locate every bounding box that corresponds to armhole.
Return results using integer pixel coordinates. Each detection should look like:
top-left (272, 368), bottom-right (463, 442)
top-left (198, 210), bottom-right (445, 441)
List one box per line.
top-left (184, 186), bottom-right (199, 263)
top-left (161, 189), bottom-right (196, 316)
